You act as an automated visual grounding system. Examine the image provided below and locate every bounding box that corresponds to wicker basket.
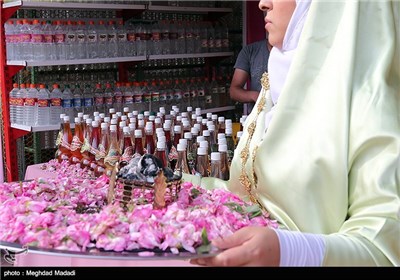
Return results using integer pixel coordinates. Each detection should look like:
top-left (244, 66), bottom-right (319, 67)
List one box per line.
top-left (107, 162), bottom-right (182, 210)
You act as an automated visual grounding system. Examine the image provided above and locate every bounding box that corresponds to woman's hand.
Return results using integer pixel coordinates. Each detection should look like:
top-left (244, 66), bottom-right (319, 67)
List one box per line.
top-left (190, 226), bottom-right (280, 267)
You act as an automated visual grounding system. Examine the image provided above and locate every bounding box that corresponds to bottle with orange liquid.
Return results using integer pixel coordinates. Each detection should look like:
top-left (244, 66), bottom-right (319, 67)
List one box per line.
top-left (70, 117), bottom-right (84, 166)
top-left (104, 124), bottom-right (121, 177)
top-left (56, 115), bottom-right (73, 162)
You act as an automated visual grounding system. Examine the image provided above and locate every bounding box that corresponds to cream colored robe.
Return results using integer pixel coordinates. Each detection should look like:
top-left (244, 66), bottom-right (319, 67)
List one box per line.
top-left (185, 0), bottom-right (400, 266)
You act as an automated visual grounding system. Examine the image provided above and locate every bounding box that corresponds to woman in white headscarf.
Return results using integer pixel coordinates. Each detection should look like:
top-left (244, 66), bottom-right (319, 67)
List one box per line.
top-left (189, 0), bottom-right (400, 266)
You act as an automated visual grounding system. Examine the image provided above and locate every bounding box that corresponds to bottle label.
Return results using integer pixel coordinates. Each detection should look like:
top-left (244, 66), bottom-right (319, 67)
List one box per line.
top-left (77, 33), bottom-right (86, 43)
top-left (10, 97), bottom-right (25, 106)
top-left (151, 92), bottom-right (160, 102)
top-left (118, 33), bottom-right (127, 42)
top-left (105, 96), bottom-right (114, 105)
top-left (201, 39), bottom-right (208, 48)
top-left (94, 97), bottom-right (104, 105)
top-left (70, 136), bottom-right (83, 151)
top-left (215, 39), bottom-right (222, 48)
top-left (20, 34), bottom-right (31, 43)
top-left (25, 98), bottom-right (36, 106)
top-left (73, 98), bottom-right (82, 108)
top-left (166, 92), bottom-right (173, 101)
top-left (134, 95), bottom-right (142, 103)
top-left (62, 99), bottom-right (73, 108)
top-left (61, 138), bottom-right (71, 150)
top-left (95, 144), bottom-right (107, 161)
top-left (127, 32), bottom-right (136, 42)
top-left (205, 95), bottom-right (212, 104)
top-left (87, 34), bottom-right (97, 43)
top-left (99, 33), bottom-right (108, 43)
top-left (173, 91), bottom-right (182, 101)
top-left (104, 150), bottom-right (119, 166)
top-left (43, 34), bottom-right (54, 43)
top-left (124, 96), bottom-right (134, 104)
top-left (168, 146), bottom-right (179, 161)
top-left (152, 32), bottom-right (160, 41)
top-left (222, 39), bottom-right (229, 48)
top-left (198, 89), bottom-right (205, 97)
top-left (66, 33), bottom-right (76, 42)
top-left (108, 33), bottom-right (117, 42)
top-left (84, 98), bottom-right (93, 107)
top-left (183, 91), bottom-right (190, 98)
top-left (37, 99), bottom-right (49, 107)
top-left (54, 34), bottom-right (65, 43)
top-left (80, 138), bottom-right (91, 153)
top-left (51, 98), bottom-right (62, 107)
top-left (159, 92), bottom-right (167, 101)
top-left (55, 131), bottom-right (63, 146)
top-left (114, 95), bottom-right (123, 104)
top-left (190, 90), bottom-right (197, 98)
top-left (120, 146), bottom-right (133, 162)
top-left (143, 94), bottom-right (151, 103)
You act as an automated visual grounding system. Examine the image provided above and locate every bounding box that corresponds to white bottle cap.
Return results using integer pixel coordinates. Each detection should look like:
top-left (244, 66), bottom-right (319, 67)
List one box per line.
top-left (110, 119), bottom-right (117, 125)
top-left (218, 116), bottom-right (224, 122)
top-left (202, 130), bottom-right (210, 137)
top-left (212, 114), bottom-right (218, 120)
top-left (104, 117), bottom-right (111, 123)
top-left (60, 113), bottom-right (66, 119)
top-left (196, 136), bottom-right (205, 143)
top-left (163, 123), bottom-right (170, 130)
top-left (208, 124), bottom-right (215, 131)
top-left (109, 108), bottom-right (115, 114)
top-left (157, 141), bottom-right (166, 150)
top-left (184, 132), bottom-right (192, 139)
top-left (199, 141), bottom-right (208, 148)
top-left (217, 133), bottom-right (226, 139)
top-left (129, 123), bottom-right (135, 130)
top-left (132, 110), bottom-right (139, 115)
top-left (74, 117), bottom-right (80, 123)
top-left (155, 127), bottom-right (164, 134)
top-left (177, 143), bottom-right (186, 152)
top-left (237, 131), bottom-right (243, 138)
top-left (179, 138), bottom-right (187, 147)
top-left (86, 118), bottom-right (92, 125)
top-left (134, 129), bottom-right (142, 137)
top-left (93, 111), bottom-right (100, 117)
top-left (197, 147), bottom-right (208, 155)
top-left (187, 106), bottom-right (193, 112)
top-left (92, 121), bottom-right (99, 127)
top-left (218, 138), bottom-right (227, 145)
top-left (99, 113), bottom-right (105, 119)
top-left (123, 126), bottom-right (130, 133)
top-left (211, 152), bottom-right (221, 161)
top-left (218, 144), bottom-right (228, 152)
top-left (123, 107), bottom-right (129, 112)
top-left (158, 135), bottom-right (166, 143)
top-left (195, 108), bottom-right (201, 115)
top-left (191, 127), bottom-right (199, 135)
top-left (101, 123), bottom-right (108, 129)
top-left (174, 125), bottom-right (181, 133)
top-left (110, 124), bottom-right (117, 131)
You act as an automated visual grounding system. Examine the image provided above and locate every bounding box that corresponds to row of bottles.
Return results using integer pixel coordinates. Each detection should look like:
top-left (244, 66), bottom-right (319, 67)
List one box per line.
top-left (9, 76), bottom-right (233, 126)
top-left (5, 18), bottom-right (229, 61)
top-left (56, 105), bottom-right (240, 180)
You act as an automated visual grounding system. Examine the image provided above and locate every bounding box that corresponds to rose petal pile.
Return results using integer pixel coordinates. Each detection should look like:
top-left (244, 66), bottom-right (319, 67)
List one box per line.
top-left (0, 163), bottom-right (278, 254)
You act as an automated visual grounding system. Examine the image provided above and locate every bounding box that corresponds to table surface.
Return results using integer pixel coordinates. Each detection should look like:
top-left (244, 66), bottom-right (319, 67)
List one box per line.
top-left (17, 164), bottom-right (197, 267)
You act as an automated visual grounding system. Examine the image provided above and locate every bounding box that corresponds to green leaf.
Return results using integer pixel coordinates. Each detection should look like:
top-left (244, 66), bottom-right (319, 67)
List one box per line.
top-left (224, 202), bottom-right (245, 214)
top-left (201, 227), bottom-right (210, 245)
top-left (190, 188), bottom-right (201, 199)
top-left (196, 243), bottom-right (212, 254)
top-left (245, 204), bottom-right (262, 219)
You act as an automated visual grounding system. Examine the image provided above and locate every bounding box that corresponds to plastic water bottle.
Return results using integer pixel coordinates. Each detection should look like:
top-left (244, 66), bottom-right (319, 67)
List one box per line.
top-left (15, 84), bottom-right (27, 125)
top-left (73, 84), bottom-right (83, 118)
top-left (94, 83), bottom-right (105, 114)
top-left (50, 84), bottom-right (63, 125)
top-left (87, 20), bottom-right (98, 59)
top-left (61, 84), bottom-right (74, 122)
top-left (36, 84), bottom-right (50, 126)
top-left (24, 84), bottom-right (38, 126)
top-left (8, 83), bottom-right (19, 124)
top-left (83, 84), bottom-right (94, 116)
top-left (4, 20), bottom-right (15, 60)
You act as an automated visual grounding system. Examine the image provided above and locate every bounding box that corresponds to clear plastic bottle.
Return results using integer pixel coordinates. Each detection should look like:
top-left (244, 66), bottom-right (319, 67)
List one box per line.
top-left (61, 84), bottom-right (74, 122)
top-left (72, 84), bottom-right (83, 118)
top-left (82, 84), bottom-right (94, 116)
top-left (50, 84), bottom-right (63, 125)
top-left (8, 83), bottom-right (19, 124)
top-left (24, 84), bottom-right (38, 126)
top-left (36, 84), bottom-right (51, 126)
top-left (86, 20), bottom-right (98, 59)
top-left (93, 83), bottom-right (105, 114)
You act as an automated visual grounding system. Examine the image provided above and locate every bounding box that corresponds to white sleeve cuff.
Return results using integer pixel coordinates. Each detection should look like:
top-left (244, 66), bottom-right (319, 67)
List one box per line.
top-left (272, 228), bottom-right (326, 266)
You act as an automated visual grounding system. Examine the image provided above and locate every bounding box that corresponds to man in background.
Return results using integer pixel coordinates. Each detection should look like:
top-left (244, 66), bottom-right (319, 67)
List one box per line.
top-left (230, 38), bottom-right (271, 114)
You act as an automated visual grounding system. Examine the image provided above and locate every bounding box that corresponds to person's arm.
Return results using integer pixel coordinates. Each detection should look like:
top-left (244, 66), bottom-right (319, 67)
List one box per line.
top-left (229, 69), bottom-right (260, 103)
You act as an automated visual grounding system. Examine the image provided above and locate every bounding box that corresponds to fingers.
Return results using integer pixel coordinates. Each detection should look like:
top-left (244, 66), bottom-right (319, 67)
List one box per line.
top-left (212, 226), bottom-right (257, 249)
top-left (190, 244), bottom-right (251, 266)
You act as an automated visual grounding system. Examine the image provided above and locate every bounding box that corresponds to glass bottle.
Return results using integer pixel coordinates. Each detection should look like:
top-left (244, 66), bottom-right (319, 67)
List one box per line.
top-left (195, 147), bottom-right (209, 177)
top-left (70, 117), bottom-right (84, 166)
top-left (174, 143), bottom-right (190, 175)
top-left (56, 115), bottom-right (73, 162)
top-left (210, 152), bottom-right (223, 179)
top-left (133, 129), bottom-right (144, 157)
top-left (120, 126), bottom-right (134, 168)
top-left (104, 124), bottom-right (121, 177)
top-left (218, 144), bottom-right (230, 180)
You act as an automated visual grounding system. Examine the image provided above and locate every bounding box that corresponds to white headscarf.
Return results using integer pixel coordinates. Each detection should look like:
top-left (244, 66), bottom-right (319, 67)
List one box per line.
top-left (265, 0), bottom-right (311, 126)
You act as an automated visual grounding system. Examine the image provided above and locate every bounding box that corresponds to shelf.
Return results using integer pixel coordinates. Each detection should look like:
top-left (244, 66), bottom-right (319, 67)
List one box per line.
top-left (149, 52), bottom-right (233, 60)
top-left (7, 56), bottom-right (147, 67)
top-left (148, 4), bottom-right (232, 14)
top-left (7, 53), bottom-right (232, 67)
top-left (201, 106), bottom-right (235, 115)
top-left (11, 123), bottom-right (71, 132)
top-left (3, 1), bottom-right (146, 10)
